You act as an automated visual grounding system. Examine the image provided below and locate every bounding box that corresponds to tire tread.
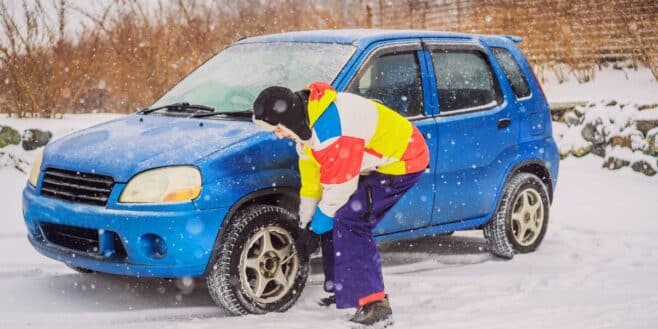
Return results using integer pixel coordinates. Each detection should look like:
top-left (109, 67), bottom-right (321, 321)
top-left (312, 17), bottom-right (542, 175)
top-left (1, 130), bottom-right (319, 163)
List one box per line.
top-left (484, 173), bottom-right (549, 259)
top-left (206, 204), bottom-right (305, 316)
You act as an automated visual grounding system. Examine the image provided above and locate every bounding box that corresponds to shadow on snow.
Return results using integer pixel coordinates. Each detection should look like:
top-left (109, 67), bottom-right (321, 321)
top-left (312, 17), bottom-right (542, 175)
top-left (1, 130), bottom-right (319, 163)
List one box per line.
top-left (17, 234), bottom-right (490, 317)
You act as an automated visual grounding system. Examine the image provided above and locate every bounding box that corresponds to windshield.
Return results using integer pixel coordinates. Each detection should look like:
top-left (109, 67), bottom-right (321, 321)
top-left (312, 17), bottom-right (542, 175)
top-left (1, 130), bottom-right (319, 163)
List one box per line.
top-left (152, 42), bottom-right (356, 112)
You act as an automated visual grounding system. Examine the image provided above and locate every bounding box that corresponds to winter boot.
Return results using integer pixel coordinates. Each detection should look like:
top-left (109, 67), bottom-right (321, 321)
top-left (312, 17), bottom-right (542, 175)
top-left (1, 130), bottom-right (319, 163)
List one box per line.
top-left (349, 295), bottom-right (393, 327)
top-left (318, 294), bottom-right (336, 307)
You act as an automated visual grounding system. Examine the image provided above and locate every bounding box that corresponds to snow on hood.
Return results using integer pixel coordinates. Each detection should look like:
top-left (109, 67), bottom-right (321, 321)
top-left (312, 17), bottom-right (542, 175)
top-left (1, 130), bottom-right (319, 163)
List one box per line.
top-left (42, 114), bottom-right (259, 182)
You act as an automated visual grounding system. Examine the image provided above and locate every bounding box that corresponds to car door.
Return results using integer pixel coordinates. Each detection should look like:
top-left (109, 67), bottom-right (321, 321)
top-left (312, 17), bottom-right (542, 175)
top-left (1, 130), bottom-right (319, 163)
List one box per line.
top-left (344, 41), bottom-right (438, 235)
top-left (423, 41), bottom-right (519, 225)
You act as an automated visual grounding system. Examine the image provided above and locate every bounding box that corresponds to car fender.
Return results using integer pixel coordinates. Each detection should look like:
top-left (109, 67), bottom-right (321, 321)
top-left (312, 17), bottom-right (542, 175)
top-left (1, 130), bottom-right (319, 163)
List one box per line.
top-left (203, 186), bottom-right (299, 275)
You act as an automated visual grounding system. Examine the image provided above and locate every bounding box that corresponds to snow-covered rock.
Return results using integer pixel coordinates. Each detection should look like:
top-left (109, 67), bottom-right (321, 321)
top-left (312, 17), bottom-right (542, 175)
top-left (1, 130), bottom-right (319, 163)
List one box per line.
top-left (21, 129), bottom-right (52, 151)
top-left (631, 160), bottom-right (657, 176)
top-left (563, 110), bottom-right (582, 127)
top-left (553, 121), bottom-right (592, 158)
top-left (603, 146), bottom-right (658, 176)
top-left (581, 122), bottom-right (604, 144)
top-left (0, 125), bottom-right (21, 148)
top-left (645, 127), bottom-right (658, 156)
top-left (554, 101), bottom-right (658, 175)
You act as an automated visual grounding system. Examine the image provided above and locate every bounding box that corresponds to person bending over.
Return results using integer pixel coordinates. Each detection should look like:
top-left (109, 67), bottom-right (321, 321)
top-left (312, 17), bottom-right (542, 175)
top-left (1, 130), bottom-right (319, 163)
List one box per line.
top-left (252, 82), bottom-right (429, 326)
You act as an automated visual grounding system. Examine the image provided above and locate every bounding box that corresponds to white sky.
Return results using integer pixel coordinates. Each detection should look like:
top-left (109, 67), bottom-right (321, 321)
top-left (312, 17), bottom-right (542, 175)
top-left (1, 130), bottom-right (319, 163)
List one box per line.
top-left (0, 0), bottom-right (149, 46)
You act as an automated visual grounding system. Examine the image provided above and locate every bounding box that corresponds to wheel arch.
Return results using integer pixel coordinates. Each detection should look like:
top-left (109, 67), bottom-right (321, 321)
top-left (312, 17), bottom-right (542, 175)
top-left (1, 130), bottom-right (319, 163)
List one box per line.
top-left (511, 160), bottom-right (554, 203)
top-left (203, 187), bottom-right (300, 275)
top-left (493, 159), bottom-right (554, 210)
top-left (483, 160), bottom-right (553, 257)
top-left (478, 159), bottom-right (553, 230)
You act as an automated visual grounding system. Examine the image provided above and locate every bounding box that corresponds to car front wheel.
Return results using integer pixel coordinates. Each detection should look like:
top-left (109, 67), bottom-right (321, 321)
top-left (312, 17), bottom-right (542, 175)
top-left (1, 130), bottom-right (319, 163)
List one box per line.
top-left (484, 173), bottom-right (550, 259)
top-left (206, 205), bottom-right (308, 315)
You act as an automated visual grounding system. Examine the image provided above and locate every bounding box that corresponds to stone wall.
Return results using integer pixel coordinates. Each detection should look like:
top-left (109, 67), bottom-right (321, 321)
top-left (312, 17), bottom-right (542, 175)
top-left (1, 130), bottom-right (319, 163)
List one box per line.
top-left (364, 0), bottom-right (658, 80)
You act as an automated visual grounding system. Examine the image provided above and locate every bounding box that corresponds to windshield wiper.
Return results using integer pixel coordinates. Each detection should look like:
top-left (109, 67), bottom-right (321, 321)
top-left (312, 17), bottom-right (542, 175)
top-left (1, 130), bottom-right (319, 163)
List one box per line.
top-left (191, 110), bottom-right (253, 118)
top-left (139, 102), bottom-right (215, 115)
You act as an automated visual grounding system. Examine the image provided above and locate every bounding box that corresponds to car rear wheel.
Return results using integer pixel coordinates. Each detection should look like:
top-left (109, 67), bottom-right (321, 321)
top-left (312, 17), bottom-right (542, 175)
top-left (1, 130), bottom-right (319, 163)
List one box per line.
top-left (206, 205), bottom-right (308, 315)
top-left (484, 173), bottom-right (550, 259)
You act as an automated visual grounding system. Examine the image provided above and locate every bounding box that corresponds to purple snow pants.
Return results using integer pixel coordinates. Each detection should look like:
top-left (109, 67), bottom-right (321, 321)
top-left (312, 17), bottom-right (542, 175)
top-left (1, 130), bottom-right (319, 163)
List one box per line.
top-left (320, 171), bottom-right (423, 309)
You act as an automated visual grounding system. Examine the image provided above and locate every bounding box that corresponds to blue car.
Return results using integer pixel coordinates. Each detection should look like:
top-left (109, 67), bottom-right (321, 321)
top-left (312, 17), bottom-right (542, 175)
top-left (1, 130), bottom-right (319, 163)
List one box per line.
top-left (23, 29), bottom-right (559, 315)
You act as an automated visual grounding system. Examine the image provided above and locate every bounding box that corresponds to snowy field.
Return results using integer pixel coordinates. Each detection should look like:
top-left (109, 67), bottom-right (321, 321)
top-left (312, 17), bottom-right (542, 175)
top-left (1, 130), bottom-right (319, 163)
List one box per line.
top-left (541, 64), bottom-right (658, 104)
top-left (1, 66), bottom-right (658, 328)
top-left (1, 154), bottom-right (657, 329)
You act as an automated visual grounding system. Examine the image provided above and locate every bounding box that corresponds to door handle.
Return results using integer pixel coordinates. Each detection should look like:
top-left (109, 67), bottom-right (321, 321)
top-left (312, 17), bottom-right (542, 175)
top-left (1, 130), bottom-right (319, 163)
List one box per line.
top-left (497, 118), bottom-right (511, 129)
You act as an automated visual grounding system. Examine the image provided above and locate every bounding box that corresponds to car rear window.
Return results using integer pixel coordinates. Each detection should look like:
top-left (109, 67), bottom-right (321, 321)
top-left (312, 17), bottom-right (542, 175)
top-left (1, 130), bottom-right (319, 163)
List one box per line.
top-left (430, 49), bottom-right (503, 114)
top-left (492, 48), bottom-right (531, 99)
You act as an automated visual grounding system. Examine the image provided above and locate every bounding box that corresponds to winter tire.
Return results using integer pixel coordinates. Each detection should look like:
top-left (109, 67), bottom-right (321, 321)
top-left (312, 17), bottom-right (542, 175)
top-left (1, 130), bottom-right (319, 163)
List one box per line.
top-left (484, 173), bottom-right (550, 259)
top-left (206, 205), bottom-right (308, 315)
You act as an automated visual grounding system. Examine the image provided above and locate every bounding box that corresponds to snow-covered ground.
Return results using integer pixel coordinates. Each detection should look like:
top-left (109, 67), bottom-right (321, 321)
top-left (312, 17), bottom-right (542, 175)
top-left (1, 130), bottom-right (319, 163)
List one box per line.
top-left (541, 64), bottom-right (658, 104)
top-left (1, 124), bottom-right (658, 327)
top-left (1, 67), bottom-right (657, 328)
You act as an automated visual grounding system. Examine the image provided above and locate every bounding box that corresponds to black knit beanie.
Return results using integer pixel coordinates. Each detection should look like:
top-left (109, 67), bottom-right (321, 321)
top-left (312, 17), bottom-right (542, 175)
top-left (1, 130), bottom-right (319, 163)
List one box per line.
top-left (252, 86), bottom-right (311, 141)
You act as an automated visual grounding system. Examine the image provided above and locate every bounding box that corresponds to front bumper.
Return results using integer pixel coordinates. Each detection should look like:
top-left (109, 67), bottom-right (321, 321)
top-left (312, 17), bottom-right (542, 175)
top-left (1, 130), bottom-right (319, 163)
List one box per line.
top-left (22, 185), bottom-right (229, 277)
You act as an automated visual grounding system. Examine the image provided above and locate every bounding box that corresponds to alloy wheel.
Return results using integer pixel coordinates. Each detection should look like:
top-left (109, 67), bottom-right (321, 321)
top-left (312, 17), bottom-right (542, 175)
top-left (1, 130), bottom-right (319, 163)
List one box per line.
top-left (238, 226), bottom-right (299, 304)
top-left (510, 188), bottom-right (545, 247)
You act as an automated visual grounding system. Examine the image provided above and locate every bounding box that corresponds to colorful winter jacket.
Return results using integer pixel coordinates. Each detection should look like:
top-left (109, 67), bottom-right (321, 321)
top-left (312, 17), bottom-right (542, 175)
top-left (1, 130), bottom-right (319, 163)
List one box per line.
top-left (298, 82), bottom-right (429, 222)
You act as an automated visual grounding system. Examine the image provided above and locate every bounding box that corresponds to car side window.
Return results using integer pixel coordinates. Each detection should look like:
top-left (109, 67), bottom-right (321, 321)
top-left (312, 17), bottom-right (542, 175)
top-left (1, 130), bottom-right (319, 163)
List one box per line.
top-left (492, 48), bottom-right (531, 99)
top-left (347, 52), bottom-right (423, 117)
top-left (430, 49), bottom-right (503, 114)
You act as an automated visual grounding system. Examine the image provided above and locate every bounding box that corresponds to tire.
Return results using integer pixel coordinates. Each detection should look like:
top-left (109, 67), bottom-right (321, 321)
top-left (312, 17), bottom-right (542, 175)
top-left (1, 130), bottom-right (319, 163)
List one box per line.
top-left (484, 173), bottom-right (550, 259)
top-left (66, 265), bottom-right (95, 274)
top-left (206, 205), bottom-right (308, 315)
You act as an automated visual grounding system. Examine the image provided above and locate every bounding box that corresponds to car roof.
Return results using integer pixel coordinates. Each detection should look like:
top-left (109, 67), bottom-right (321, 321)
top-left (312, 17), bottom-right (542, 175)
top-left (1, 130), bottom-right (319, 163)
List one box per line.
top-left (235, 29), bottom-right (507, 48)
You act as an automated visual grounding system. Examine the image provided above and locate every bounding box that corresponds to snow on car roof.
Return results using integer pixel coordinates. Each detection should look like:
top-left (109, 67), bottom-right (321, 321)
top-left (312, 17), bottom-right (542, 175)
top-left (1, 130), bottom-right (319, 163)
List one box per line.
top-left (235, 29), bottom-right (482, 47)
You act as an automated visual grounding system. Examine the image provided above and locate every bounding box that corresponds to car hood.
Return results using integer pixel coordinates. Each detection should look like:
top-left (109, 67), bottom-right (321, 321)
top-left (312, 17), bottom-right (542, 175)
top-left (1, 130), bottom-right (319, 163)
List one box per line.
top-left (43, 114), bottom-right (260, 182)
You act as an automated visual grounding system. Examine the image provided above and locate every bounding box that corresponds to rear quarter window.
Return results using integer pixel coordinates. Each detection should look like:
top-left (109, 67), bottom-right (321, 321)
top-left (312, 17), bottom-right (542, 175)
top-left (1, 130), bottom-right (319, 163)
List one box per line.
top-left (491, 47), bottom-right (531, 99)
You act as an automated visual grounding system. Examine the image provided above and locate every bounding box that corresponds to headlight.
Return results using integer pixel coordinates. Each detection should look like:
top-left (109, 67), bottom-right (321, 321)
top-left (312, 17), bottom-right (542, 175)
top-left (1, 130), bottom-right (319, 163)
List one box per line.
top-left (28, 149), bottom-right (44, 187)
top-left (119, 166), bottom-right (202, 203)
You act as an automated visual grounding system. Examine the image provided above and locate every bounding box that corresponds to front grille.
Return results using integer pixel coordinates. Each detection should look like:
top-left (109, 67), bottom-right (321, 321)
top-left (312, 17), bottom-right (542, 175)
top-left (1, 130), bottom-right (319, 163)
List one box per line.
top-left (41, 168), bottom-right (114, 206)
top-left (40, 222), bottom-right (99, 253)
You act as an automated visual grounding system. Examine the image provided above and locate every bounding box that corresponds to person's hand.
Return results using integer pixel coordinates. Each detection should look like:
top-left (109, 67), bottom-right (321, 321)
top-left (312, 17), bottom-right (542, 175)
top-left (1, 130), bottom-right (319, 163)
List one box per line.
top-left (296, 228), bottom-right (320, 260)
top-left (309, 208), bottom-right (333, 234)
